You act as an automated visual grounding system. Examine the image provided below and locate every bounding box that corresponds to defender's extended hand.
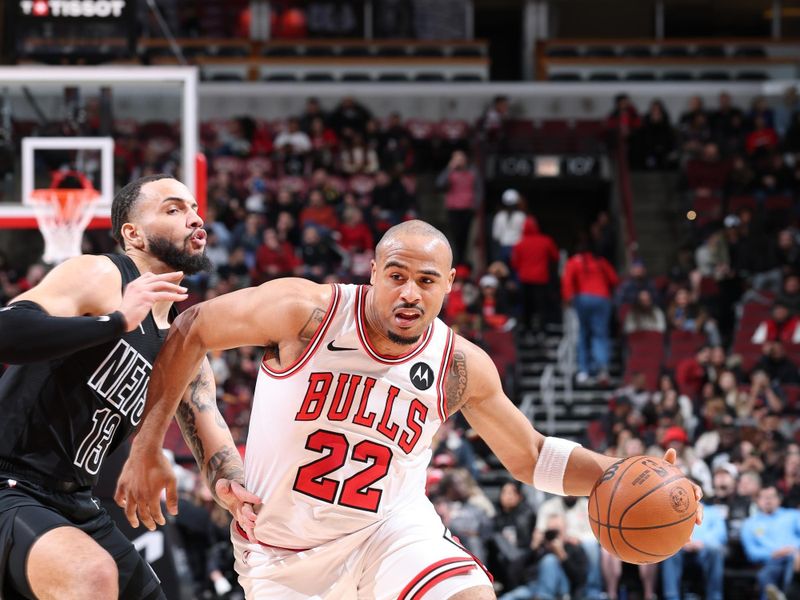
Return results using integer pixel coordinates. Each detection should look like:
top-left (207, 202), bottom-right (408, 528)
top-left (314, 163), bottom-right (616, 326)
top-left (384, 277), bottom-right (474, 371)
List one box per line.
top-left (114, 448), bottom-right (178, 531)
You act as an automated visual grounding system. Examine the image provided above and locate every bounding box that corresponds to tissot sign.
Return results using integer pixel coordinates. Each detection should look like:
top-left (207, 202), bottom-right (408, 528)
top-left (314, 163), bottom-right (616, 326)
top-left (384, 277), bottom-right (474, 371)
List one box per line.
top-left (19, 0), bottom-right (126, 18)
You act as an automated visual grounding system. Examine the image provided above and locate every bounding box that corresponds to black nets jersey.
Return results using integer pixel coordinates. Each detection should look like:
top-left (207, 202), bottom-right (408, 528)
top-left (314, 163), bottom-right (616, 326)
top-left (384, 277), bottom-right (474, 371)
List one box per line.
top-left (0, 254), bottom-right (176, 489)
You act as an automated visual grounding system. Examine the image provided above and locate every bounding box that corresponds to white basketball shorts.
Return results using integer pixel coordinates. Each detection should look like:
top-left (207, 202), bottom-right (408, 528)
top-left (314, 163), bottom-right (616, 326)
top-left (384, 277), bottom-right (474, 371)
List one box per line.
top-left (231, 500), bottom-right (493, 599)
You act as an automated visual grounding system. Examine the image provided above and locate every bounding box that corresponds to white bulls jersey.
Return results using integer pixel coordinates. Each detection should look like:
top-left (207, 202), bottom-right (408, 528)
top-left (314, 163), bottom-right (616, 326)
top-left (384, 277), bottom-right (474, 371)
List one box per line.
top-left (244, 283), bottom-right (455, 550)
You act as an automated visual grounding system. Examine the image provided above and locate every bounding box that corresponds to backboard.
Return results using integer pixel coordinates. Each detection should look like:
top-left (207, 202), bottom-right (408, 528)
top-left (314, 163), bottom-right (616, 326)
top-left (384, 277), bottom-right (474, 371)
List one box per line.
top-left (0, 66), bottom-right (201, 230)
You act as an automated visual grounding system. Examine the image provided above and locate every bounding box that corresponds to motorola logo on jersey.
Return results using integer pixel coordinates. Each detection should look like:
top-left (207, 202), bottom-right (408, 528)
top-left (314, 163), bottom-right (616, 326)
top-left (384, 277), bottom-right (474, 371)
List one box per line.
top-left (87, 338), bottom-right (152, 426)
top-left (410, 362), bottom-right (434, 391)
top-left (19, 0), bottom-right (127, 18)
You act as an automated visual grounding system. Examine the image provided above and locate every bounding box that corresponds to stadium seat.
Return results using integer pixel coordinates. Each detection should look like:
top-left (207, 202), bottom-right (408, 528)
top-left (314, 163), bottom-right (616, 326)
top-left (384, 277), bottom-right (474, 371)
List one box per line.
top-left (262, 46), bottom-right (299, 57)
top-left (694, 45), bottom-right (726, 57)
top-left (588, 72), bottom-right (620, 81)
top-left (414, 73), bottom-right (446, 82)
top-left (452, 47), bottom-right (483, 57)
top-left (699, 71), bottom-right (732, 81)
top-left (662, 71), bottom-right (694, 81)
top-left (734, 46), bottom-right (767, 57)
top-left (727, 195), bottom-right (758, 213)
top-left (414, 46), bottom-right (445, 57)
top-left (625, 72), bottom-right (657, 81)
top-left (305, 46), bottom-right (336, 57)
top-left (659, 46), bottom-right (690, 57)
top-left (264, 73), bottom-right (298, 81)
top-left (377, 73), bottom-right (410, 82)
top-left (736, 71), bottom-right (769, 81)
top-left (304, 73), bottom-right (335, 82)
top-left (546, 47), bottom-right (579, 57)
top-left (585, 46), bottom-right (616, 57)
top-left (451, 74), bottom-right (483, 82)
top-left (341, 73), bottom-right (373, 82)
top-left (377, 46), bottom-right (407, 57)
top-left (621, 46), bottom-right (652, 57)
top-left (437, 120), bottom-right (471, 141)
top-left (340, 46), bottom-right (371, 57)
top-left (548, 73), bottom-right (582, 81)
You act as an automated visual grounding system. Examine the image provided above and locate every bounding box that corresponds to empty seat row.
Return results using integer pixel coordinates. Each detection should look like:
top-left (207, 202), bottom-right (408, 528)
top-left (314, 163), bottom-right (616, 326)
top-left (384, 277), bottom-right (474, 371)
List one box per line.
top-left (545, 45), bottom-right (767, 58)
top-left (548, 71), bottom-right (769, 82)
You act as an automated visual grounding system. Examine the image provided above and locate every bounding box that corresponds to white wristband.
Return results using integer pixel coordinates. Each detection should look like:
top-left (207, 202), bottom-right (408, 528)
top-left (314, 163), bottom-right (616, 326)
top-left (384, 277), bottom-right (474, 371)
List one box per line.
top-left (533, 436), bottom-right (581, 496)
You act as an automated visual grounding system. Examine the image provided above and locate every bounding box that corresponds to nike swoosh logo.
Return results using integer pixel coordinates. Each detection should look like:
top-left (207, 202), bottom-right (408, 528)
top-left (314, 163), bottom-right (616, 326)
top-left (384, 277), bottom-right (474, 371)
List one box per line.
top-left (327, 341), bottom-right (358, 352)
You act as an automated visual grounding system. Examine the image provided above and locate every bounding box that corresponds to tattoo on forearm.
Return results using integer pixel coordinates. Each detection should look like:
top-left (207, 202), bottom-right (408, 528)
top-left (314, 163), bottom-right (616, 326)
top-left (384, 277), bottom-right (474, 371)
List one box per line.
top-left (175, 361), bottom-right (229, 469)
top-left (206, 446), bottom-right (245, 499)
top-left (298, 307), bottom-right (325, 341)
top-left (176, 400), bottom-right (204, 466)
top-left (445, 349), bottom-right (469, 415)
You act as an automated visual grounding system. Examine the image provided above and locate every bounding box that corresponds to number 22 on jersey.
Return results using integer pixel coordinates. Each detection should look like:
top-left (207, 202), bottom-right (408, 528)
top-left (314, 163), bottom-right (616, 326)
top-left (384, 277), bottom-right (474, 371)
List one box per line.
top-left (292, 429), bottom-right (392, 513)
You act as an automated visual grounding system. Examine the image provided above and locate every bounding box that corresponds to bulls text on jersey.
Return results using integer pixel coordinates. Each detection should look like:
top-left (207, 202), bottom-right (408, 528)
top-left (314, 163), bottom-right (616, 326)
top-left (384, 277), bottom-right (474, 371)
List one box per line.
top-left (295, 372), bottom-right (427, 454)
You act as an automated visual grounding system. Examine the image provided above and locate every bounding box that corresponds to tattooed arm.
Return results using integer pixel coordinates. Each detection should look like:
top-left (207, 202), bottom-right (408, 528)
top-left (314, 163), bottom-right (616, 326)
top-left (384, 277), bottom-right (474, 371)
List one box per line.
top-left (174, 358), bottom-right (244, 504)
top-left (116, 278), bottom-right (332, 529)
top-left (449, 334), bottom-right (618, 496)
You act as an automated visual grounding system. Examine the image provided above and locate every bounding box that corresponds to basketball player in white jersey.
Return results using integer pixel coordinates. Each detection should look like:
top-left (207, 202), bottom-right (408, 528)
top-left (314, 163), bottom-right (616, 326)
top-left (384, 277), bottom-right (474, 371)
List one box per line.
top-left (116, 220), bottom-right (702, 599)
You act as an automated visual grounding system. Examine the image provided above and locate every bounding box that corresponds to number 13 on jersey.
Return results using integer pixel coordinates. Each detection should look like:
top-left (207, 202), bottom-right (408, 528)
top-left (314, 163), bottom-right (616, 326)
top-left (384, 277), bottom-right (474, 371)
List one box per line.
top-left (292, 429), bottom-right (393, 513)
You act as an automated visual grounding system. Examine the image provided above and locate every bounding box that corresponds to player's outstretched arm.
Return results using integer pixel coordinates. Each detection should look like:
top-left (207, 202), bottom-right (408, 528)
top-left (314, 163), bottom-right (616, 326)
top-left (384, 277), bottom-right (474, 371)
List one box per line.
top-left (450, 335), bottom-right (617, 495)
top-left (452, 336), bottom-right (703, 521)
top-left (118, 278), bottom-right (329, 525)
top-left (0, 256), bottom-right (187, 363)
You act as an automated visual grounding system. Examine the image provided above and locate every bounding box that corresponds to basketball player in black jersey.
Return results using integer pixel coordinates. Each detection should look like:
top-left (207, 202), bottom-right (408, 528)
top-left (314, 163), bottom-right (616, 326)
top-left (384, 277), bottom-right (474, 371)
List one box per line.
top-left (0, 174), bottom-right (254, 600)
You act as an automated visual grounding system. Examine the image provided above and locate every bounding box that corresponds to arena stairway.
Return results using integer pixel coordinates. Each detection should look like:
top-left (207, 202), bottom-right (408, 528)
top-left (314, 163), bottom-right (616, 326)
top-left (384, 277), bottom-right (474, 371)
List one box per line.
top-left (517, 320), bottom-right (622, 445)
top-left (629, 171), bottom-right (684, 276)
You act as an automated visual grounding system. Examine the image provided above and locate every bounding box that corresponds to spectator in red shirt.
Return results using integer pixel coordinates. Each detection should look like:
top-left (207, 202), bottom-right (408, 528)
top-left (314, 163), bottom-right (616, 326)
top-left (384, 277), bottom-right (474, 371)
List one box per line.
top-left (299, 189), bottom-right (339, 232)
top-left (253, 227), bottom-right (298, 284)
top-left (511, 216), bottom-right (558, 334)
top-left (336, 206), bottom-right (373, 253)
top-left (746, 115), bottom-right (779, 157)
top-left (562, 242), bottom-right (620, 384)
top-left (751, 301), bottom-right (800, 344)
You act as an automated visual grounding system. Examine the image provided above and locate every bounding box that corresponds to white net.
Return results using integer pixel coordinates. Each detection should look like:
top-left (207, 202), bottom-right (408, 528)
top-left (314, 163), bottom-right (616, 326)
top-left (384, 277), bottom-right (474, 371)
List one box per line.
top-left (30, 189), bottom-right (99, 264)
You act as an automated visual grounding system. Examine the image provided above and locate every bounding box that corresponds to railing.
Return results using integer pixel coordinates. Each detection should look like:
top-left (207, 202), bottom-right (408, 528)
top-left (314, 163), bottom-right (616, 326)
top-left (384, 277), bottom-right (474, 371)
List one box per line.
top-left (615, 134), bottom-right (638, 259)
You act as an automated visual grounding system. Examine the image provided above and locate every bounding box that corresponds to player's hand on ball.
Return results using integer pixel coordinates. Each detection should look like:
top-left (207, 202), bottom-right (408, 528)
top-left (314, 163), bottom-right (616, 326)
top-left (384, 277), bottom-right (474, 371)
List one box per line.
top-left (114, 449), bottom-right (178, 531)
top-left (662, 448), bottom-right (703, 525)
top-left (216, 478), bottom-right (261, 542)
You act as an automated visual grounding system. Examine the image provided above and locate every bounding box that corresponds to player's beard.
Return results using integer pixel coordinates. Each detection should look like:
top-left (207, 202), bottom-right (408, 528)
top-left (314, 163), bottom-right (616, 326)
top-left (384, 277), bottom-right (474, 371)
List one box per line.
top-left (387, 329), bottom-right (421, 346)
top-left (147, 234), bottom-right (211, 275)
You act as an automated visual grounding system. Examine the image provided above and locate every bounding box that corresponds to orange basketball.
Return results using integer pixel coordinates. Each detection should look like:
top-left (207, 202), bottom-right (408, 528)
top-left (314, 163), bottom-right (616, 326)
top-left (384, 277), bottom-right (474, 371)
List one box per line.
top-left (589, 455), bottom-right (697, 564)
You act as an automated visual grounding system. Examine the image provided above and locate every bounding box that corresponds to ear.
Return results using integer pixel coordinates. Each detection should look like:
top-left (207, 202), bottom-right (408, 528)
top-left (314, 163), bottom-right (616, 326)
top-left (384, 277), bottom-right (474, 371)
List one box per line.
top-left (121, 222), bottom-right (145, 250)
top-left (369, 259), bottom-right (377, 286)
top-left (445, 267), bottom-right (456, 294)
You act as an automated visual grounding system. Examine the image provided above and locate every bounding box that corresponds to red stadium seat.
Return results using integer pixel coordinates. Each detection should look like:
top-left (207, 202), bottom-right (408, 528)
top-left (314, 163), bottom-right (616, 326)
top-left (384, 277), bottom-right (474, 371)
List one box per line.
top-left (728, 195), bottom-right (757, 213)
top-left (437, 119), bottom-right (471, 141)
top-left (405, 119), bottom-right (437, 140)
top-left (348, 174), bottom-right (376, 196)
top-left (212, 156), bottom-right (246, 176)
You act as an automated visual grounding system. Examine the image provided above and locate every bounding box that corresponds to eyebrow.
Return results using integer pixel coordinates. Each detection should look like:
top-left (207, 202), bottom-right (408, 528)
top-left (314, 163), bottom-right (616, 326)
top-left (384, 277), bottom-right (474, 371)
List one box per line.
top-left (383, 260), bottom-right (442, 278)
top-left (161, 197), bottom-right (199, 211)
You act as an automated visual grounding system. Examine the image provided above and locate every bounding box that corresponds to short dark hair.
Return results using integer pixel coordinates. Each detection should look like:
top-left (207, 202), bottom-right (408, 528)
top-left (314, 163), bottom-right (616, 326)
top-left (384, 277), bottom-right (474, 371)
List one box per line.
top-left (111, 174), bottom-right (173, 249)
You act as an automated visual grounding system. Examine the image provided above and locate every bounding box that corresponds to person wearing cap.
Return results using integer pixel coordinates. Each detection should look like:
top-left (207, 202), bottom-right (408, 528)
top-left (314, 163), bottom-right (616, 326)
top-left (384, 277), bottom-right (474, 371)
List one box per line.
top-left (661, 497), bottom-right (727, 600)
top-left (478, 273), bottom-right (513, 332)
top-left (492, 189), bottom-right (527, 264)
top-left (511, 216), bottom-right (559, 335)
top-left (662, 426), bottom-right (714, 497)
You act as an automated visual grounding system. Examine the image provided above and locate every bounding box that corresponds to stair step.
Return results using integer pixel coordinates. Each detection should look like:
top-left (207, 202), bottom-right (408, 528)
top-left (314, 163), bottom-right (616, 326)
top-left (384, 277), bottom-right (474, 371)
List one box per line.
top-left (529, 404), bottom-right (602, 418)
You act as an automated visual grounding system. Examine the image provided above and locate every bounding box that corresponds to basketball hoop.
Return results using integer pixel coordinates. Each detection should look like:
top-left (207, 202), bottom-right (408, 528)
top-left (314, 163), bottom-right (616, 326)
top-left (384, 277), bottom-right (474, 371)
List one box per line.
top-left (29, 187), bottom-right (100, 264)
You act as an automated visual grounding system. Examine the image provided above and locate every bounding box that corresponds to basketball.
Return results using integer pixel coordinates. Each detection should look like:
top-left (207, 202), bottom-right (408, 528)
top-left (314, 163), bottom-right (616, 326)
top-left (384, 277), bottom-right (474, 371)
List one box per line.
top-left (589, 456), bottom-right (697, 564)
